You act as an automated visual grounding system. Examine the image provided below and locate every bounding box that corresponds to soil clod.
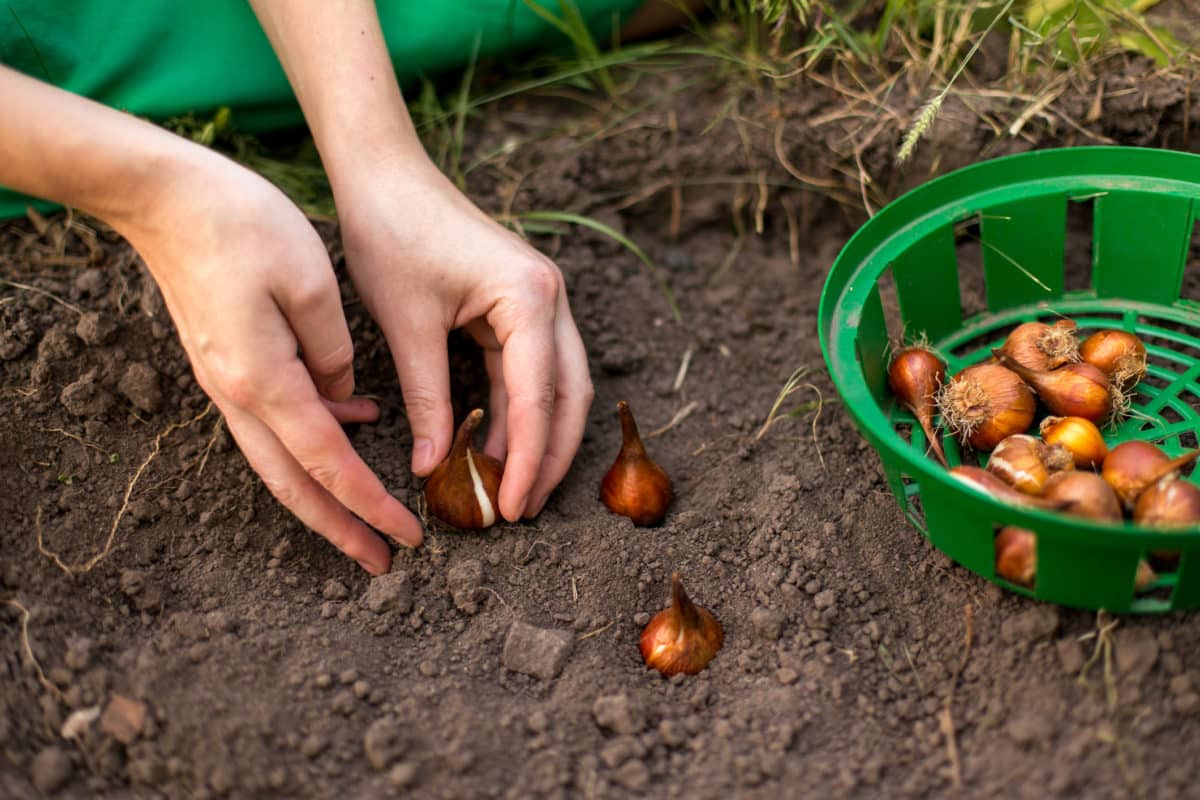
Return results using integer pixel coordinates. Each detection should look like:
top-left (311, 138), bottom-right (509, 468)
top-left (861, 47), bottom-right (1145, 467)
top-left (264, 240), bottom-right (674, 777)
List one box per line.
top-left (502, 621), bottom-right (573, 680)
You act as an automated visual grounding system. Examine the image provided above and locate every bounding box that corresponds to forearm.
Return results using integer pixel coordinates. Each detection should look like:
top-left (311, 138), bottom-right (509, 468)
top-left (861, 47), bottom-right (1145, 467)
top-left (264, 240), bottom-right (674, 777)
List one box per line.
top-left (0, 66), bottom-right (203, 232)
top-left (247, 0), bottom-right (432, 190)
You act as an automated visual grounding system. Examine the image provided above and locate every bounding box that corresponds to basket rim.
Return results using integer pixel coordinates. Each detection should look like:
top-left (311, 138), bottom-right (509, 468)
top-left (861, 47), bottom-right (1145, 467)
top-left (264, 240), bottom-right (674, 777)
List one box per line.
top-left (818, 145), bottom-right (1200, 544)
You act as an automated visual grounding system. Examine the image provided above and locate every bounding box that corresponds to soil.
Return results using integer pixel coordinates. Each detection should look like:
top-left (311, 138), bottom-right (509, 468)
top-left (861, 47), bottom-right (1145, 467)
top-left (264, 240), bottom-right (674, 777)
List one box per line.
top-left (4, 34), bottom-right (1200, 800)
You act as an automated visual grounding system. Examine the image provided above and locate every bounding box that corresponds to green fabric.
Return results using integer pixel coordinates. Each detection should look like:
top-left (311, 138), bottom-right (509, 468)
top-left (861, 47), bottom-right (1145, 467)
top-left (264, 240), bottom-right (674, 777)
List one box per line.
top-left (0, 0), bottom-right (644, 218)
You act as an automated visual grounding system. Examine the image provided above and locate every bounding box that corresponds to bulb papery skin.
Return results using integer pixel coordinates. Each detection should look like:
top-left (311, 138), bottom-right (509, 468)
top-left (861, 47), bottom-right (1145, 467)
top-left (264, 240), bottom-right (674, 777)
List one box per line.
top-left (995, 527), bottom-right (1036, 587)
top-left (888, 346), bottom-right (948, 467)
top-left (949, 466), bottom-right (1063, 510)
top-left (424, 409), bottom-right (504, 530)
top-left (937, 364), bottom-right (1036, 452)
top-left (639, 574), bottom-right (723, 677)
top-left (1134, 479), bottom-right (1200, 529)
top-left (1102, 441), bottom-right (1200, 511)
top-left (1080, 329), bottom-right (1147, 389)
top-left (987, 434), bottom-right (1073, 495)
top-left (996, 320), bottom-right (1080, 372)
top-left (1039, 416), bottom-right (1109, 469)
top-left (601, 401), bottom-right (672, 526)
top-left (995, 354), bottom-right (1112, 423)
top-left (1042, 471), bottom-right (1123, 522)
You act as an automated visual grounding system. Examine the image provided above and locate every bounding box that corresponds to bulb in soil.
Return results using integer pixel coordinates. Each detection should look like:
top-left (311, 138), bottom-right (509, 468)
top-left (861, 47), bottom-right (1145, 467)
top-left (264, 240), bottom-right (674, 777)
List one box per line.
top-left (995, 319), bottom-right (1080, 372)
top-left (887, 345), bottom-right (948, 467)
top-left (937, 364), bottom-right (1036, 452)
top-left (424, 409), bottom-right (504, 530)
top-left (601, 401), bottom-right (672, 526)
top-left (986, 434), bottom-right (1074, 495)
top-left (639, 573), bottom-right (723, 676)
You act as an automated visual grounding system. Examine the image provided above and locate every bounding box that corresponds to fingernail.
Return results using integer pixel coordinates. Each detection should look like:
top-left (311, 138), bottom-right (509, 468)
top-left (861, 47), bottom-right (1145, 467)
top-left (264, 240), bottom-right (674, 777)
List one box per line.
top-left (525, 494), bottom-right (546, 518)
top-left (356, 558), bottom-right (383, 575)
top-left (412, 438), bottom-right (434, 474)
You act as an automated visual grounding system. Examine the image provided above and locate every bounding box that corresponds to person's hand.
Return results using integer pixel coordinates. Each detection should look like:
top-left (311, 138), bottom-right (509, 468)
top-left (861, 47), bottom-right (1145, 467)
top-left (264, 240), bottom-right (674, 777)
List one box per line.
top-left (120, 148), bottom-right (423, 574)
top-left (333, 160), bottom-right (594, 521)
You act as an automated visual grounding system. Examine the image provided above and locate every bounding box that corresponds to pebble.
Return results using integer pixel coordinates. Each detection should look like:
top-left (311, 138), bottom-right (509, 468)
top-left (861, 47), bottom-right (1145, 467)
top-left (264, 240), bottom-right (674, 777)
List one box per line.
top-left (600, 736), bottom-right (646, 768)
top-left (388, 762), bottom-right (418, 789)
top-left (364, 717), bottom-right (406, 771)
top-left (776, 668), bottom-right (799, 685)
top-left (612, 760), bottom-right (651, 792)
top-left (813, 590), bottom-right (836, 611)
top-left (31, 746), bottom-right (73, 794)
top-left (323, 580), bottom-right (349, 602)
top-left (501, 621), bottom-right (573, 680)
top-left (633, 612), bottom-right (651, 626)
top-left (447, 559), bottom-right (485, 614)
top-left (592, 693), bottom-right (644, 736)
top-left (1115, 628), bottom-right (1159, 680)
top-left (301, 734), bottom-right (328, 759)
top-left (750, 607), bottom-right (784, 641)
top-left (418, 661), bottom-right (439, 678)
top-left (1000, 607), bottom-right (1059, 643)
top-left (332, 690), bottom-right (357, 716)
top-left (99, 694), bottom-right (148, 744)
top-left (120, 570), bottom-right (145, 597)
top-left (338, 669), bottom-right (359, 685)
top-left (315, 674), bottom-right (333, 689)
top-left (362, 571), bottom-right (413, 615)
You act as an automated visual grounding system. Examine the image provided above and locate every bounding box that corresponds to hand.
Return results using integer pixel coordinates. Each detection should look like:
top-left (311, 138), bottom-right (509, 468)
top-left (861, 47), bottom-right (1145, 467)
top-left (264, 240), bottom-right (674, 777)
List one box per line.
top-left (334, 160), bottom-right (594, 521)
top-left (121, 149), bottom-right (423, 574)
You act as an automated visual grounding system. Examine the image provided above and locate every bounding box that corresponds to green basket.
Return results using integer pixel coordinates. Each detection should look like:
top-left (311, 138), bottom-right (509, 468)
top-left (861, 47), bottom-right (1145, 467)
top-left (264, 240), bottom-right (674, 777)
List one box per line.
top-left (819, 146), bottom-right (1200, 613)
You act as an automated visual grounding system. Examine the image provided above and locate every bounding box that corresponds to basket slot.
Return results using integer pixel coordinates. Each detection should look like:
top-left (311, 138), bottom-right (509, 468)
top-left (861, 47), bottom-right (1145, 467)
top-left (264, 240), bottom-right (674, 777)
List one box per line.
top-left (1093, 191), bottom-right (1193, 305)
top-left (891, 224), bottom-right (961, 343)
top-left (855, 283), bottom-right (891, 407)
top-left (980, 195), bottom-right (1067, 311)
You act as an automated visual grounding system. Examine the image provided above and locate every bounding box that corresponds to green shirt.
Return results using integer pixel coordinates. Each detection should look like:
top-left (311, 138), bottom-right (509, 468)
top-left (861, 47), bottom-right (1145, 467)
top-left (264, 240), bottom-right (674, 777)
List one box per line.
top-left (0, 0), bottom-right (643, 217)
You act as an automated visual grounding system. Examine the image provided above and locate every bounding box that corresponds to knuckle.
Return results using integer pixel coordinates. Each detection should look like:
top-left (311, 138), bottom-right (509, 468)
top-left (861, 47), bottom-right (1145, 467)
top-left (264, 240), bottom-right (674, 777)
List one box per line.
top-left (524, 261), bottom-right (562, 306)
top-left (218, 365), bottom-right (260, 410)
top-left (402, 386), bottom-right (444, 424)
top-left (307, 339), bottom-right (354, 380)
top-left (260, 473), bottom-right (303, 514)
top-left (286, 273), bottom-right (337, 315)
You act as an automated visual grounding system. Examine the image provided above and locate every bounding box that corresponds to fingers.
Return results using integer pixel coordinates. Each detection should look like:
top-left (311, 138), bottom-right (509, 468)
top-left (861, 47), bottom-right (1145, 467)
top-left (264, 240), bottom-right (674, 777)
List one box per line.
top-left (495, 307), bottom-right (557, 522)
top-left (221, 404), bottom-right (394, 575)
top-left (386, 316), bottom-right (453, 476)
top-left (524, 292), bottom-right (593, 516)
top-left (274, 265), bottom-right (357, 402)
top-left (255, 363), bottom-right (425, 549)
top-left (324, 395), bottom-right (381, 425)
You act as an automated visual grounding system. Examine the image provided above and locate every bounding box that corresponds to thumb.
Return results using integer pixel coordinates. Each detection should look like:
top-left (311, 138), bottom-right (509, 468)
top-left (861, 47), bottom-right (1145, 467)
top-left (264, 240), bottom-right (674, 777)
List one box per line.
top-left (388, 318), bottom-right (453, 476)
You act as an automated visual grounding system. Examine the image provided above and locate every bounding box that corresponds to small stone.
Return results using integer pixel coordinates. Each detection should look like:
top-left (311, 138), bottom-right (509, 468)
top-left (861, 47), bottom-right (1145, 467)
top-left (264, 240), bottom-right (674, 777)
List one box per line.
top-left (301, 734), bottom-right (328, 759)
top-left (447, 559), bottom-right (485, 614)
top-left (776, 668), bottom-right (799, 685)
top-left (592, 693), bottom-right (644, 736)
top-left (119, 569), bottom-right (145, 596)
top-left (323, 580), bottom-right (349, 601)
top-left (364, 717), bottom-right (406, 771)
top-left (1056, 638), bottom-right (1085, 675)
top-left (600, 736), bottom-right (646, 768)
top-left (1115, 628), bottom-right (1159, 680)
top-left (813, 590), bottom-right (836, 611)
top-left (418, 660), bottom-right (439, 678)
top-left (612, 760), bottom-right (651, 792)
top-left (31, 746), bottom-right (73, 794)
top-left (332, 690), bottom-right (357, 716)
top-left (314, 674), bottom-right (333, 689)
top-left (75, 311), bottom-right (117, 346)
top-left (750, 607), bottom-right (784, 641)
top-left (353, 680), bottom-right (370, 699)
top-left (1175, 692), bottom-right (1200, 715)
top-left (319, 602), bottom-right (337, 619)
top-left (362, 571), bottom-right (413, 615)
top-left (632, 612), bottom-right (651, 626)
top-left (338, 669), bottom-right (359, 685)
top-left (388, 762), bottom-right (418, 789)
top-left (99, 694), bottom-right (147, 744)
top-left (117, 362), bottom-right (162, 413)
top-left (502, 621), bottom-right (573, 680)
top-left (1001, 607), bottom-right (1060, 644)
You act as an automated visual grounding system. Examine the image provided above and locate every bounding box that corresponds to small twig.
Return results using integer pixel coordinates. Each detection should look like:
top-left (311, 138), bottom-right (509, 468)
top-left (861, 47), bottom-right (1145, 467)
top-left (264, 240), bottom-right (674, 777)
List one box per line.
top-left (1, 279), bottom-right (84, 315)
top-left (39, 426), bottom-right (105, 454)
top-left (672, 344), bottom-right (695, 394)
top-left (37, 404), bottom-right (213, 576)
top-left (781, 195), bottom-right (800, 268)
top-left (195, 415), bottom-right (225, 476)
top-left (646, 401), bottom-right (698, 440)
top-left (571, 576), bottom-right (579, 603)
top-left (578, 621), bottom-right (614, 641)
top-left (940, 604), bottom-right (974, 791)
top-left (902, 643), bottom-right (926, 695)
top-left (481, 587), bottom-right (514, 617)
top-left (4, 598), bottom-right (63, 701)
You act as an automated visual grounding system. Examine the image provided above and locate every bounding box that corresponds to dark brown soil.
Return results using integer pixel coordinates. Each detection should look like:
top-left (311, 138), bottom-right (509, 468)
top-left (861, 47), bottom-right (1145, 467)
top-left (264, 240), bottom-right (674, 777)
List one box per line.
top-left (4, 43), bottom-right (1200, 800)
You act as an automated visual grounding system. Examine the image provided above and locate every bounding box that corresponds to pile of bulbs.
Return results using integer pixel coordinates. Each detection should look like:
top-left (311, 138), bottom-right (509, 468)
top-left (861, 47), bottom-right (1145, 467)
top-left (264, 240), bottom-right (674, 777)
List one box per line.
top-left (888, 321), bottom-right (1200, 590)
top-left (421, 400), bottom-right (722, 676)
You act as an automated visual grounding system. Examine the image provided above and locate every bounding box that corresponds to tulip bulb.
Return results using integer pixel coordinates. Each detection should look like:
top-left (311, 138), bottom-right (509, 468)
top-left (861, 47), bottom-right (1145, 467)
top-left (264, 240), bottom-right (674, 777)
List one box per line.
top-left (424, 409), bottom-right (503, 530)
top-left (1080, 329), bottom-right (1147, 389)
top-left (995, 319), bottom-right (1079, 372)
top-left (995, 527), bottom-right (1036, 587)
top-left (1039, 416), bottom-right (1108, 469)
top-left (639, 573), bottom-right (723, 676)
top-left (986, 434), bottom-right (1074, 495)
top-left (1102, 441), bottom-right (1200, 511)
top-left (995, 352), bottom-right (1112, 424)
top-left (937, 364), bottom-right (1036, 451)
top-left (888, 345), bottom-right (948, 467)
top-left (1134, 479), bottom-right (1200, 529)
top-left (1041, 471), bottom-right (1122, 522)
top-left (601, 401), bottom-right (672, 526)
top-left (949, 466), bottom-right (1067, 511)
